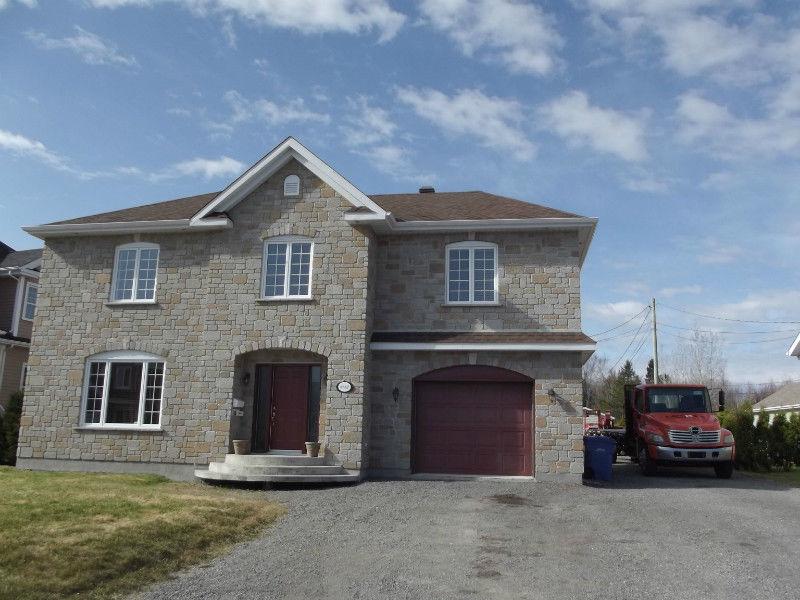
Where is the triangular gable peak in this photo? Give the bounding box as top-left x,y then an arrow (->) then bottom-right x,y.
191,137 -> 387,225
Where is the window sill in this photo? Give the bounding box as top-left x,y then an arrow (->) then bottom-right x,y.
74,426 -> 164,433
104,300 -> 159,307
442,301 -> 502,307
257,297 -> 315,303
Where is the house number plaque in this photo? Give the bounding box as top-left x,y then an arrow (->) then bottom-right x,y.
337,381 -> 353,393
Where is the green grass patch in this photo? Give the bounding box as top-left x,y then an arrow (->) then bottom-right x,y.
0,467 -> 285,599
754,468 -> 800,487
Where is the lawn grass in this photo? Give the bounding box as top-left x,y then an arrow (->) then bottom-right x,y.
0,467 -> 285,600
756,468 -> 800,487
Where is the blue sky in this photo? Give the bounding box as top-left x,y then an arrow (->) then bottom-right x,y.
1,0 -> 798,382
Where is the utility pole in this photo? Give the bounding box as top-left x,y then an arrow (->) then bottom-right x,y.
652,297 -> 660,383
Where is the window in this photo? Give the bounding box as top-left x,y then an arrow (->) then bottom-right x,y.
81,351 -> 165,428
262,237 -> 313,299
22,283 -> 37,321
111,243 -> 159,302
283,174 -> 300,197
445,242 -> 498,304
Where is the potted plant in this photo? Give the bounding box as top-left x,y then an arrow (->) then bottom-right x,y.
232,439 -> 251,455
305,441 -> 321,457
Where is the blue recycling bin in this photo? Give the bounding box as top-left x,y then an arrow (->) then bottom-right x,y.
584,435 -> 616,481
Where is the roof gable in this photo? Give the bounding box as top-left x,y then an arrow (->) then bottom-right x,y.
190,137 -> 387,223
753,382 -> 800,410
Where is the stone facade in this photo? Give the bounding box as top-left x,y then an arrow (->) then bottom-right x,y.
17,158 -> 590,481
18,159 -> 372,473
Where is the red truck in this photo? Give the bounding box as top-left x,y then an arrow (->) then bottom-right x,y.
623,384 -> 735,478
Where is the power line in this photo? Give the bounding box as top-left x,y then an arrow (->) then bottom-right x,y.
588,305 -> 649,337
660,302 -> 800,324
609,308 -> 651,371
595,324 -> 650,343
660,330 -> 796,345
659,322 -> 798,335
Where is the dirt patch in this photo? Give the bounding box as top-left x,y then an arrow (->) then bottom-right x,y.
488,493 -> 540,507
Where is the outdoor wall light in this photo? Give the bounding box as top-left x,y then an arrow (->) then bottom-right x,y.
242,372 -> 251,385
547,388 -> 557,398
392,387 -> 400,403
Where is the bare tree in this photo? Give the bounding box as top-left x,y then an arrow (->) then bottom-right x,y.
666,331 -> 727,391
582,353 -> 609,408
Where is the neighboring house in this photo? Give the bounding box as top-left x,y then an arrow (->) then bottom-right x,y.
17,137 -> 597,482
788,332 -> 800,360
0,241 -> 42,411
753,383 -> 800,424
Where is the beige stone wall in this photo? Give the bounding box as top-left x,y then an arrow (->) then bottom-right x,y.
368,351 -> 584,478
372,230 -> 581,332
18,159 -> 372,470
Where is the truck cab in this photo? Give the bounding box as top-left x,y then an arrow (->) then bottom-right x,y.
624,384 -> 735,478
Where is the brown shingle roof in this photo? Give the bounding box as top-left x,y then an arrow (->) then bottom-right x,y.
50,192 -> 220,225
369,191 -> 582,221
45,190 -> 583,226
371,331 -> 595,344
0,248 -> 42,269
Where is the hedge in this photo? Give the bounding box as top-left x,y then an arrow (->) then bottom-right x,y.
719,403 -> 800,471
2,391 -> 23,466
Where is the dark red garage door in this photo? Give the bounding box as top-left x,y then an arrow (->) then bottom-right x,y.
413,366 -> 533,476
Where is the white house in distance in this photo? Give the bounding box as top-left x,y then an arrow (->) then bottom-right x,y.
752,334 -> 800,423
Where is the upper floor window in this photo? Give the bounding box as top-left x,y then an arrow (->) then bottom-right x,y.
262,237 -> 313,299
111,243 -> 159,302
283,174 -> 300,197
81,351 -> 165,429
22,282 -> 38,321
445,241 -> 498,304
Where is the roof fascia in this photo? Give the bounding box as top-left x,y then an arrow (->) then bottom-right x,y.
191,137 -> 387,224
787,332 -> 800,357
370,342 -> 597,351
23,217 -> 232,240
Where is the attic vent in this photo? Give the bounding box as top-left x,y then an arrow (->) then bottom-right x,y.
283,174 -> 300,197
419,186 -> 435,194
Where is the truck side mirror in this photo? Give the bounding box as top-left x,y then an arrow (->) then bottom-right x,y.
718,390 -> 726,412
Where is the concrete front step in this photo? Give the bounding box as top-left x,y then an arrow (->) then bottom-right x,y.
223,453 -> 329,467
195,469 -> 360,483
208,462 -> 347,476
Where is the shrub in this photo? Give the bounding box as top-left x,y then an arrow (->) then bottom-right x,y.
768,413 -> 791,471
2,391 -> 23,466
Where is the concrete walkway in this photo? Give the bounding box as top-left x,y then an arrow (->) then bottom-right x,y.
139,461 -> 800,600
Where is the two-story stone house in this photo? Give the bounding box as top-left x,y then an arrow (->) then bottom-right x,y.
0,242 -> 41,410
17,138 -> 596,481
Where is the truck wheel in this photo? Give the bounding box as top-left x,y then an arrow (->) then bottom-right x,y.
638,445 -> 657,476
714,462 -> 734,479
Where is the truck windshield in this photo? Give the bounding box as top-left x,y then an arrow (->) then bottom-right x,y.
647,388 -> 711,413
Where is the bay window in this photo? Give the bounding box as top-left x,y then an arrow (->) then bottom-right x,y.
81,351 -> 165,429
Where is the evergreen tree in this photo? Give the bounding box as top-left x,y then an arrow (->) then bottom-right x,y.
607,360 -> 641,421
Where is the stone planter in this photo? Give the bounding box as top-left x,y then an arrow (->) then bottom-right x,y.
232,439 -> 251,455
305,441 -> 321,458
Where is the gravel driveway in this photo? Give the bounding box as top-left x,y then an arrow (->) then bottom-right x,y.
140,461 -> 800,600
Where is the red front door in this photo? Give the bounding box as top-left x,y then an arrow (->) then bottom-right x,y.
269,365 -> 310,451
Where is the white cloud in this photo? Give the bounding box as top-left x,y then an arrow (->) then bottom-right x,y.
340,96 -> 432,182
676,91 -> 800,161
587,300 -> 647,320
537,90 -> 648,162
152,156 -> 245,180
695,239 -> 744,265
25,26 -> 138,68
88,0 -> 406,42
0,129 -> 70,171
658,285 -> 703,298
419,0 -> 562,75
0,0 -> 37,9
397,87 -> 535,160
221,90 -> 330,127
582,1 -> 800,86
623,175 -> 668,193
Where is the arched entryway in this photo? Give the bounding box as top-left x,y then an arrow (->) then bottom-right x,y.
232,348 -> 326,453
412,365 -> 533,476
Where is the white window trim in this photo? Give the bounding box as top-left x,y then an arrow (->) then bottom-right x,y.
109,242 -> 160,304
21,281 -> 38,321
283,174 -> 301,197
261,236 -> 314,300
444,241 -> 499,305
79,350 -> 165,430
